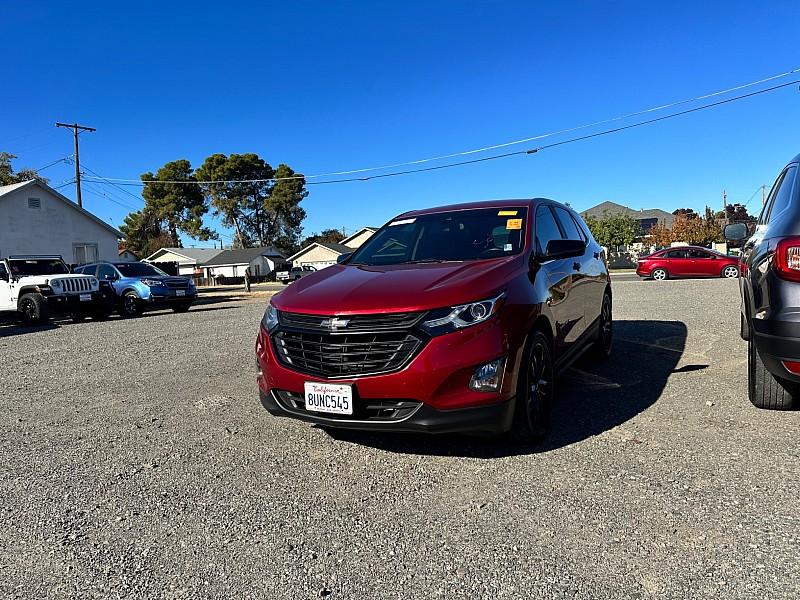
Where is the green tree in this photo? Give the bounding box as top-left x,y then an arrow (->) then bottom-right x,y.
195,153 -> 307,253
119,208 -> 170,257
140,160 -> 215,247
0,152 -> 46,185
584,211 -> 639,248
299,228 -> 346,250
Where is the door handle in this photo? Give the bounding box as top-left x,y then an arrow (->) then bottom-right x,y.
593,252 -> 600,259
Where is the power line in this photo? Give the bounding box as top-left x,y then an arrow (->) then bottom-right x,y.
82,67 -> 800,187
35,155 -> 73,172
81,164 -> 145,204
81,181 -> 141,211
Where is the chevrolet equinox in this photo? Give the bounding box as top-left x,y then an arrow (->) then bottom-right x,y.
256,199 -> 612,441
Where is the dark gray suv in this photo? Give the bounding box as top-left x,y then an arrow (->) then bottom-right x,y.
725,152 -> 800,410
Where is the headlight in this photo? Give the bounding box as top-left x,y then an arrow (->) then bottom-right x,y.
420,292 -> 505,336
90,277 -> 98,287
261,303 -> 279,332
51,280 -> 62,290
141,279 -> 163,287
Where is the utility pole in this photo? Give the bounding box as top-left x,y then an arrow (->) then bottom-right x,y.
762,184 -> 767,206
722,189 -> 727,213
55,122 -> 96,208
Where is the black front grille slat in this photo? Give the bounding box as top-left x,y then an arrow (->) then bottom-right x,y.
279,310 -> 423,332
274,328 -> 421,378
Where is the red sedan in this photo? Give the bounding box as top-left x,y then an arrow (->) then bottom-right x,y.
636,246 -> 740,280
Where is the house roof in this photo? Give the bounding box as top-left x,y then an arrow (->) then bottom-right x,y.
340,227 -> 378,246
582,201 -> 675,226
0,179 -> 123,238
144,247 -> 223,265
288,241 -> 353,263
118,248 -> 140,259
203,247 -> 286,267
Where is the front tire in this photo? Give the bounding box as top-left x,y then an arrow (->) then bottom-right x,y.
511,331 -> 554,443
652,268 -> 668,281
591,292 -> 613,360
748,337 -> 797,410
121,292 -> 142,317
722,265 -> 739,278
18,293 -> 48,325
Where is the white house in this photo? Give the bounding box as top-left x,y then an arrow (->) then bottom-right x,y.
0,179 -> 122,263
203,247 -> 287,279
144,247 -> 224,276
287,227 -> 378,270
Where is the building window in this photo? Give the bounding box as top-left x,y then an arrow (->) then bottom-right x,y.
28,197 -> 41,210
73,244 -> 98,265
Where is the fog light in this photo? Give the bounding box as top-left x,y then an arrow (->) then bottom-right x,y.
469,358 -> 505,392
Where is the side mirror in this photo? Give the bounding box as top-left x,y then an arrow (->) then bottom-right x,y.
724,223 -> 748,242
541,239 -> 586,261
336,252 -> 352,264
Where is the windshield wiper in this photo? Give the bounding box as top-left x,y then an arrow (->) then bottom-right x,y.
399,258 -> 460,264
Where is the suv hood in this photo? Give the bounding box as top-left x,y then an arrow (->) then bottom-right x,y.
271,256 -> 525,315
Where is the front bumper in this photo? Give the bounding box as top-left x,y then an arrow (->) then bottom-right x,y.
255,317 -> 525,434
259,388 -> 515,434
44,291 -> 105,314
144,290 -> 197,304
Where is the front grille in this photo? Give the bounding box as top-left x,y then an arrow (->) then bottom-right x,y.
273,390 -> 422,421
56,277 -> 94,293
273,330 -> 422,378
163,278 -> 189,289
279,310 -> 423,332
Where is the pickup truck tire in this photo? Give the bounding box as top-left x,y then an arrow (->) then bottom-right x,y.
121,291 -> 143,317
748,337 -> 797,410
18,293 -> 48,325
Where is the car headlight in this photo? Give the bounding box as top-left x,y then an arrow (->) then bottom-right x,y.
261,303 -> 279,332
420,292 -> 505,336
141,279 -> 163,287
51,280 -> 62,290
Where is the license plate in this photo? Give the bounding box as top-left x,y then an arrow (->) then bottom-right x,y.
176,290 -> 186,297
79,294 -> 91,302
303,382 -> 353,415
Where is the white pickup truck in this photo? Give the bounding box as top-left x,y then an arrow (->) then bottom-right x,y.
276,265 -> 316,284
0,255 -> 106,324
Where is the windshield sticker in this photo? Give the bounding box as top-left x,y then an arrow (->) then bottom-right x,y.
389,218 -> 416,226
498,210 -> 518,216
504,243 -> 513,251
506,218 -> 523,230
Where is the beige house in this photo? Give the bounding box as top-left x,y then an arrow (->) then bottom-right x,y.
144,247 -> 223,276
288,227 -> 378,270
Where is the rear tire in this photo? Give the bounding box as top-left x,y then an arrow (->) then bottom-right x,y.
652,268 -> 668,281
511,331 -> 554,443
722,265 -> 739,278
18,293 -> 48,325
172,301 -> 192,313
748,337 -> 797,410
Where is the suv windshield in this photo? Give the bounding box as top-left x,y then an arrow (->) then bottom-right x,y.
116,263 -> 167,277
8,259 -> 69,277
350,207 -> 528,266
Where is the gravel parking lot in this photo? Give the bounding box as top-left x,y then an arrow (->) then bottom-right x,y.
1,278 -> 798,599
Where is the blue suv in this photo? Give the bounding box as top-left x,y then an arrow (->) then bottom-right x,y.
75,261 -> 197,317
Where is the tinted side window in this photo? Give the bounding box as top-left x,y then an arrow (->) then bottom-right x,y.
97,264 -> 116,280
666,249 -> 688,258
767,165 -> 797,223
688,249 -> 711,258
552,207 -> 584,242
535,205 -> 564,255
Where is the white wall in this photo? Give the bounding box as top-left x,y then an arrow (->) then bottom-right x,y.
0,184 -> 119,262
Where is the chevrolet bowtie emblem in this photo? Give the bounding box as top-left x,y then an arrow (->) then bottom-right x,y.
320,317 -> 350,330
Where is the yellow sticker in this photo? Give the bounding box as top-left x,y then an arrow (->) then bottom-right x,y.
498,210 -> 518,216
506,218 -> 523,230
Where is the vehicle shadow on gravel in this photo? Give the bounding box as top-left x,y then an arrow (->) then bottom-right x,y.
324,319 -> 688,458
0,321 -> 60,337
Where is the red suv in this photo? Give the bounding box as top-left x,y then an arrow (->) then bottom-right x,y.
636,246 -> 740,281
256,199 -> 612,441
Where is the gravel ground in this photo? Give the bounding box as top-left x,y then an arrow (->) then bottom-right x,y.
0,278 -> 798,599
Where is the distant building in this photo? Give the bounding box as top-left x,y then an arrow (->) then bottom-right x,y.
288,226 -> 378,270
0,179 -> 122,263
202,247 -> 287,279
581,201 -> 675,233
118,248 -> 140,262
144,247 -> 224,276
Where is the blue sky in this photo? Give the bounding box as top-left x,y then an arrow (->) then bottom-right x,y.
4,1 -> 800,247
